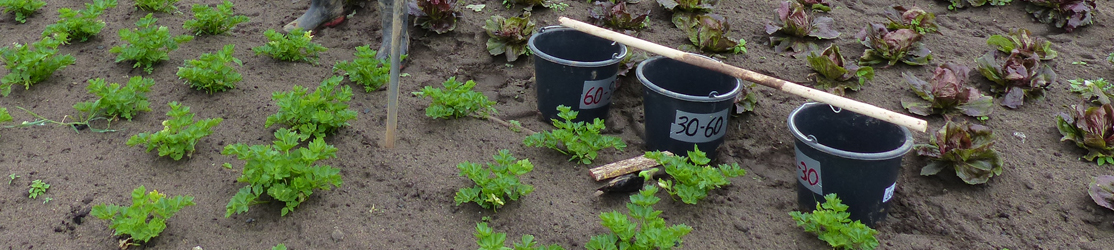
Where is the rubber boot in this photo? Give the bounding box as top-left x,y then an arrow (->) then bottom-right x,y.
283,0 -> 346,32
377,0 -> 409,64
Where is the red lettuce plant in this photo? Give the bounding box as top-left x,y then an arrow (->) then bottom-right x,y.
1056,104 -> 1114,165
503,0 -> 568,11
805,44 -> 874,95
1068,78 -> 1112,104
945,0 -> 1012,10
975,51 -> 1055,109
484,13 -> 535,62
733,83 -> 757,114
915,119 -> 1003,185
885,5 -> 937,34
589,2 -> 650,32
901,63 -> 993,117
676,14 -> 746,54
987,28 -> 1057,61
1089,175 -> 1114,211
765,1 -> 839,53
856,24 -> 932,66
796,0 -> 832,12
1022,0 -> 1095,32
408,0 -> 460,34
657,0 -> 716,13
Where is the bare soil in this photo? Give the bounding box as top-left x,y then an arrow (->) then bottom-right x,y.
2,0 -> 1114,249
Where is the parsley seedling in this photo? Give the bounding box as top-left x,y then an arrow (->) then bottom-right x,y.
333,45 -> 401,92
127,102 -> 222,160
0,0 -> 45,23
41,0 -> 117,42
272,244 -> 288,250
73,76 -> 154,121
177,44 -> 242,94
28,179 -> 49,199
454,149 -> 535,211
110,13 -> 194,74
7,173 -> 17,184
524,105 -> 626,164
646,146 -> 746,204
223,128 -> 343,217
412,77 -> 497,119
586,185 -> 692,250
790,193 -> 879,250
133,0 -> 179,12
183,0 -> 249,36
252,28 -> 328,64
265,76 -> 357,139
475,222 -> 565,250
92,186 -> 195,244
0,34 -> 75,96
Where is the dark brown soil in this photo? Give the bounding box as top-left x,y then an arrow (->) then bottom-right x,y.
2,0 -> 1114,249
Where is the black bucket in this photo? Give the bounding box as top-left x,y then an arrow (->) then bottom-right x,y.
528,26 -> 627,122
636,56 -> 741,159
787,102 -> 913,227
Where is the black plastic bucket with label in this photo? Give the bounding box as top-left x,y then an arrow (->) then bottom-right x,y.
636,56 -> 741,160
528,26 -> 627,122
788,102 -> 913,227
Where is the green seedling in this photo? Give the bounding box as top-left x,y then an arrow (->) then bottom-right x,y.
265,76 -> 357,139
524,105 -> 626,164
475,222 -> 565,250
183,0 -> 249,36
0,0 -> 45,23
252,28 -> 328,64
7,173 -> 18,184
110,13 -> 194,74
28,179 -> 48,199
412,77 -> 497,119
790,193 -> 879,250
177,44 -> 242,94
454,149 -> 535,211
133,0 -> 179,12
646,146 -> 746,204
272,244 -> 287,250
127,102 -> 223,160
41,0 -> 117,42
333,45 -> 401,92
73,76 -> 154,121
0,34 -> 75,96
92,186 -> 195,244
223,128 -> 343,217
586,185 -> 692,250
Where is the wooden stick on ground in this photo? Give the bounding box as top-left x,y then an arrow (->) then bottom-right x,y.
557,17 -> 928,133
589,151 -> 673,181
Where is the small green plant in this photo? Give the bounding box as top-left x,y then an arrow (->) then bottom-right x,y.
223,128 -> 343,217
454,149 -> 535,211
475,222 -> 565,250
252,28 -> 328,64
176,44 -> 242,94
73,76 -> 155,121
646,146 -> 746,204
789,193 -> 879,250
42,197 -> 52,204
0,0 -> 45,23
111,13 -> 195,74
333,45 -> 397,92
412,77 -> 497,119
272,244 -> 288,250
41,0 -> 118,42
0,34 -> 75,96
586,185 -> 692,250
133,0 -> 179,12
91,186 -> 195,244
265,76 -> 357,138
127,102 -> 223,160
986,28 -> 1057,61
7,173 -> 17,184
676,14 -> 747,54
183,0 -> 249,36
524,105 -> 626,164
806,44 -> 874,95
28,179 -> 49,199
1068,78 -> 1112,104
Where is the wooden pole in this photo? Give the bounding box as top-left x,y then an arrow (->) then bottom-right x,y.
384,1 -> 405,148
557,17 -> 928,133
588,152 -> 673,181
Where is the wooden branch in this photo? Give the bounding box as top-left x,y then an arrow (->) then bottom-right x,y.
589,151 -> 673,181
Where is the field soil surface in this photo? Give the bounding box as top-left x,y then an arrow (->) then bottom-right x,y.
2,0 -> 1114,249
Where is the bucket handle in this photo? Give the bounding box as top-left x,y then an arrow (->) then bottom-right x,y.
804,134 -> 818,143
539,25 -> 562,33
708,91 -> 719,98
829,104 -> 842,113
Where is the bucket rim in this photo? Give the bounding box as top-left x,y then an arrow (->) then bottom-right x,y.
636,56 -> 742,103
528,26 -> 628,67
787,102 -> 914,161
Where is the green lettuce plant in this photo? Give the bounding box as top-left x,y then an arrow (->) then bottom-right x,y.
806,44 -> 874,95
484,13 -> 535,62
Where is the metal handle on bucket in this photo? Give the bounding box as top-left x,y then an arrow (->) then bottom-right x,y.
539,25 -> 562,33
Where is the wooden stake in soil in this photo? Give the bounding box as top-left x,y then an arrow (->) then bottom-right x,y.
384,0 -> 406,148
589,151 -> 673,181
557,17 -> 929,133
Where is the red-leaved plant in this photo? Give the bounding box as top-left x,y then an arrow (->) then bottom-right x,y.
1089,175 -> 1114,211
765,1 -> 839,53
901,63 -> 993,117
408,0 -> 460,34
1022,0 -> 1096,32
856,23 -> 931,66
1056,104 -> 1114,165
589,2 -> 650,32
975,51 -> 1055,109
884,5 -> 937,34
915,119 -> 1003,185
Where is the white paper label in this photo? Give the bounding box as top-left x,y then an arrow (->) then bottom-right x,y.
795,148 -> 822,195
668,109 -> 730,143
883,182 -> 896,203
579,76 -> 617,109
